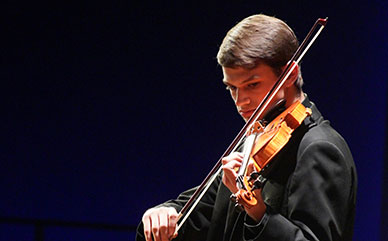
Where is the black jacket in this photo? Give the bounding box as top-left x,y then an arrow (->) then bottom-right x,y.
136,98 -> 357,241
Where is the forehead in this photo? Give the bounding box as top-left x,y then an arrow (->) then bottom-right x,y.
222,67 -> 254,82
222,64 -> 277,84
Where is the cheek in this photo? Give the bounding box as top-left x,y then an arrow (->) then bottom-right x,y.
249,90 -> 263,103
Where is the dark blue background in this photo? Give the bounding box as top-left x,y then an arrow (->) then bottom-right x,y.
1,1 -> 387,240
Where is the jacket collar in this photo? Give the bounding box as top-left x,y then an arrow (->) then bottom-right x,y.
302,94 -> 324,127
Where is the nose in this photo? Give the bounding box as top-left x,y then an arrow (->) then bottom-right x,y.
234,88 -> 250,107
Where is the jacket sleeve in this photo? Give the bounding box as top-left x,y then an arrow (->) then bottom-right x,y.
136,174 -> 222,241
243,140 -> 356,241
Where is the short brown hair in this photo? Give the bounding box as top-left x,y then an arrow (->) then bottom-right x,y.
217,14 -> 303,88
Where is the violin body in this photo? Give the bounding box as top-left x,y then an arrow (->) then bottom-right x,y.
234,101 -> 312,209
251,101 -> 312,172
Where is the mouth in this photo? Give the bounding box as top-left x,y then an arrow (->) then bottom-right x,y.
239,109 -> 255,119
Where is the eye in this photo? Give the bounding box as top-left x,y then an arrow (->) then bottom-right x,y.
225,85 -> 236,91
247,82 -> 259,89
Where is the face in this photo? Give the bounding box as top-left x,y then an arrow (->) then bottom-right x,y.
222,64 -> 287,122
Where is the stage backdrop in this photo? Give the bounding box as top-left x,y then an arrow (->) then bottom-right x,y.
1,1 -> 387,241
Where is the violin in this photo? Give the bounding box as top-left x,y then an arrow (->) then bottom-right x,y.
231,100 -> 312,210
174,17 -> 328,232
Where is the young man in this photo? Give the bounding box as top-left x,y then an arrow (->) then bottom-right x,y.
136,14 -> 357,241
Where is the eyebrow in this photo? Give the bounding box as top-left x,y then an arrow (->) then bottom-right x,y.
223,74 -> 260,85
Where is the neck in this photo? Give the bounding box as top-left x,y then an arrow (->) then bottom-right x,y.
285,87 -> 305,107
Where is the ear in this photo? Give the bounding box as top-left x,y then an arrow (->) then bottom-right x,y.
283,61 -> 299,87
